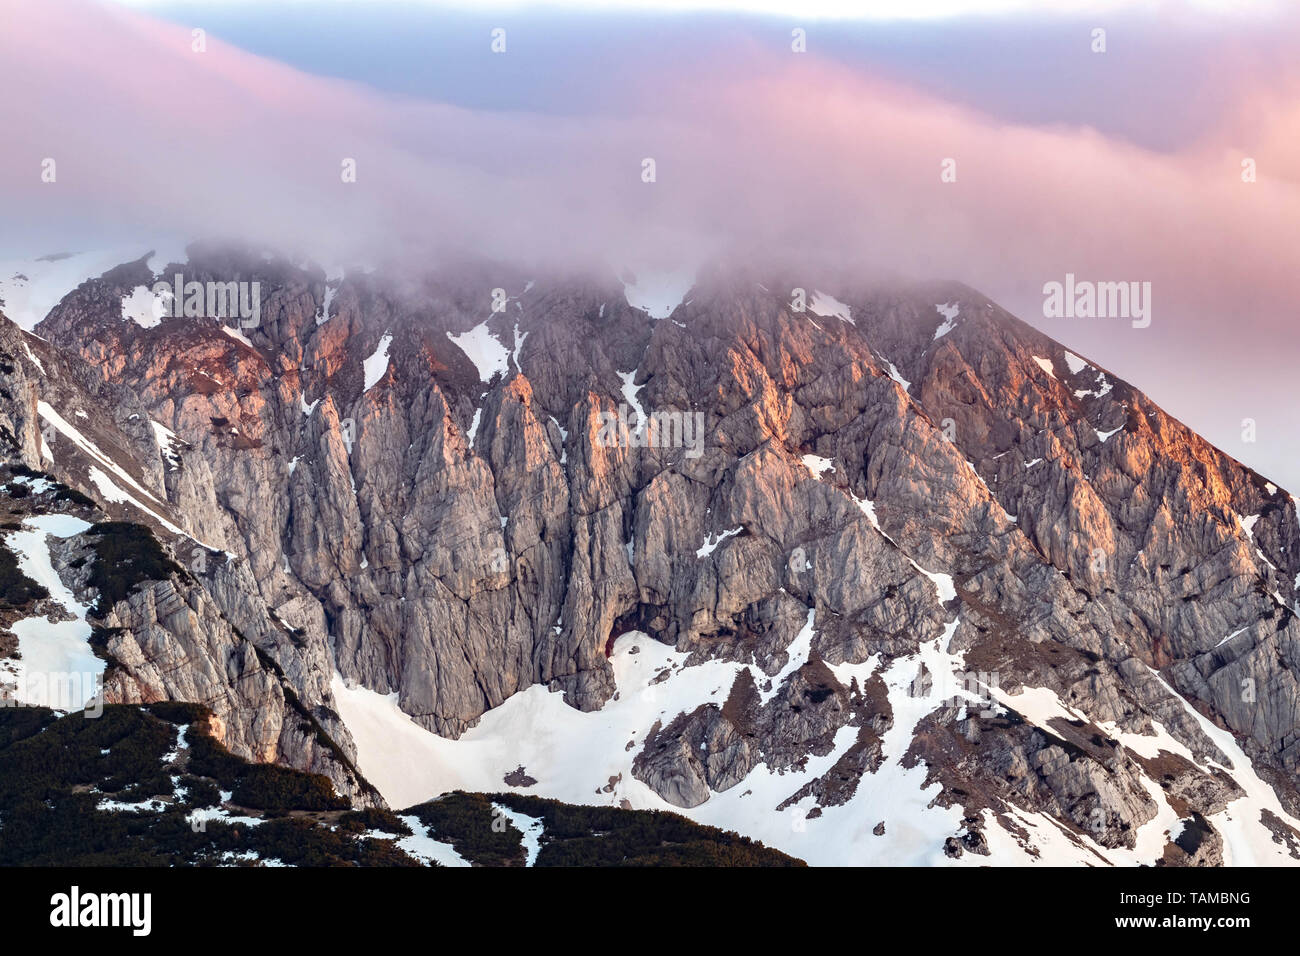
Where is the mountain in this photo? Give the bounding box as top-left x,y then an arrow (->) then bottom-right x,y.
2,239 -> 1299,866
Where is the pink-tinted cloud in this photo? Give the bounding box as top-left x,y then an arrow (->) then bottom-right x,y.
3,0 -> 1300,484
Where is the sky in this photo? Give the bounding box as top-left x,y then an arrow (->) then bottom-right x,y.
1,0 -> 1299,488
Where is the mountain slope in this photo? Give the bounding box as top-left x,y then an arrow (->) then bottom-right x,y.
6,241 -> 1300,866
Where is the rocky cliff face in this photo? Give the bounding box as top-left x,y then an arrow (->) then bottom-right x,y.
5,241 -> 1300,864
0,288 -> 377,805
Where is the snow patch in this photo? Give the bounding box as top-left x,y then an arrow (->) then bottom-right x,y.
1215,626 -> 1249,649
363,332 -> 393,392
696,527 -> 743,559
617,370 -> 645,433
121,284 -> 167,328
510,323 -> 529,373
21,340 -> 45,375
492,803 -> 545,866
448,322 -> 509,383
759,609 -> 815,705
38,401 -> 162,505
909,561 -> 956,604
1062,350 -> 1089,375
2,514 -> 102,711
396,815 -> 470,867
86,466 -> 185,536
802,455 -> 835,479
621,266 -> 694,320
465,408 -> 483,448
809,290 -> 853,324
316,283 -> 337,325
933,302 -> 959,339
1074,373 -> 1113,400
150,420 -> 181,470
219,324 -> 254,349
882,359 -> 911,391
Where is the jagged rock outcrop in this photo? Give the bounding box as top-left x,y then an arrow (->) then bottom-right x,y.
0,307 -> 376,805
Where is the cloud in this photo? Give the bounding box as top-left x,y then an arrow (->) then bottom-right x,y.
5,2 -> 1297,287
4,0 -> 1300,484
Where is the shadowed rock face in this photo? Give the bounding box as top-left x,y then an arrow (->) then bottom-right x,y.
6,242 -> 1300,858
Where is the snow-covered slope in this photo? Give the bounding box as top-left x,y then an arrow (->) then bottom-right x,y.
0,245 -> 184,330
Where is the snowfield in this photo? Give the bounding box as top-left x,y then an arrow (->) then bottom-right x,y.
0,243 -> 187,330
331,627 -> 967,866
329,613 -> 1294,867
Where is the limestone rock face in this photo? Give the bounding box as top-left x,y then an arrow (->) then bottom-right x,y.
633,705 -> 756,809
4,243 -> 1300,860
